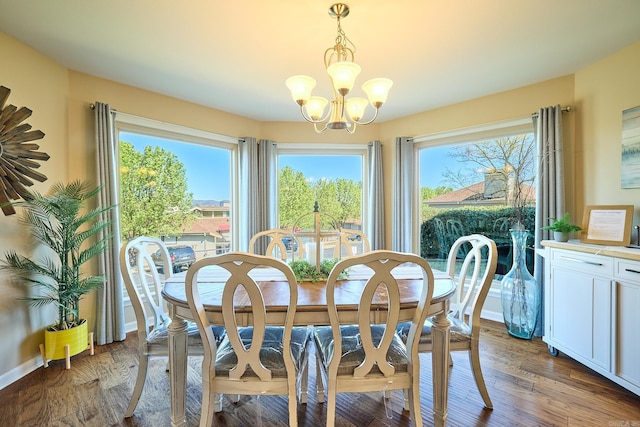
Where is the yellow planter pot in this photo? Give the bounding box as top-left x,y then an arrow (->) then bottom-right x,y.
44,319 -> 88,361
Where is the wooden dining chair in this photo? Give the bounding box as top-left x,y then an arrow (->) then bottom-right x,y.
248,228 -> 302,261
119,236 -> 225,418
331,228 -> 371,258
185,252 -> 311,427
313,250 -> 434,427
397,234 -> 498,409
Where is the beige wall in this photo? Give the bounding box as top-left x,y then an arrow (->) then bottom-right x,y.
1,30 -> 639,386
575,41 -> 640,226
0,32 -> 69,377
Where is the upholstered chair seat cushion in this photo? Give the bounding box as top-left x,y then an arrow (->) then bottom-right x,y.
147,322 -> 225,347
313,324 -> 409,376
215,326 -> 311,377
396,317 -> 472,345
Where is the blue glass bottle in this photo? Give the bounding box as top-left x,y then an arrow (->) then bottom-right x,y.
500,229 -> 540,339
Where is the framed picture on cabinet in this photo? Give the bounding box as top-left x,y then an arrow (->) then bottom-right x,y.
580,205 -> 634,246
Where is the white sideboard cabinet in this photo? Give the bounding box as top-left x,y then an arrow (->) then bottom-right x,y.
540,240 -> 640,396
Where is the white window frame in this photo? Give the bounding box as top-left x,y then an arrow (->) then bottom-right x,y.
413,116 -> 534,245
114,112 -> 240,250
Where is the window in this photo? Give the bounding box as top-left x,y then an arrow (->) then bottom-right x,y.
114,114 -> 237,259
276,143 -> 368,255
415,118 -> 535,276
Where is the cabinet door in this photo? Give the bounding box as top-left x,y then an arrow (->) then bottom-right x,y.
615,279 -> 640,388
548,265 -> 611,369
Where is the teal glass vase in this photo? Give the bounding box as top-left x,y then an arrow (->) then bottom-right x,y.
500,229 -> 540,339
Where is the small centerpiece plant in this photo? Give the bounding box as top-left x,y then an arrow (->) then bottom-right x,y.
289,258 -> 348,282
542,212 -> 582,242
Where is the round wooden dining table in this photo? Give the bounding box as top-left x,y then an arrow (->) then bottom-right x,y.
162,267 -> 456,427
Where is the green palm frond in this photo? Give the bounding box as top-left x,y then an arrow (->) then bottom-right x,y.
0,180 -> 114,330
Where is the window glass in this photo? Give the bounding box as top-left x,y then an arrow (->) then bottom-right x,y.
277,149 -> 366,260
118,131 -> 234,258
278,154 -> 363,228
418,132 -> 535,277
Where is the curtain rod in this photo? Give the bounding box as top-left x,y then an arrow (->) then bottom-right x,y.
89,103 -> 119,113
531,105 -> 572,119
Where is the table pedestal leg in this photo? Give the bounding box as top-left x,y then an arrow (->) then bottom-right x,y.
431,309 -> 451,427
168,310 -> 189,427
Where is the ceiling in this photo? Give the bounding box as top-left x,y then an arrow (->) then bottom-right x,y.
1,0 -> 640,123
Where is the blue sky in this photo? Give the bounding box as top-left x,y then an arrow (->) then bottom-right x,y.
278,155 -> 362,183
121,132 -> 231,200
120,132 -> 460,200
420,145 -> 461,189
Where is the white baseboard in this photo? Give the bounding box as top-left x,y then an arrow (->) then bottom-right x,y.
480,309 -> 504,323
0,355 -> 43,391
0,321 -> 139,392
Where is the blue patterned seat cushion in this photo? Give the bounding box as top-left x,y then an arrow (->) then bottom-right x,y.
214,326 -> 311,378
147,322 -> 225,347
396,317 -> 471,345
313,324 -> 409,376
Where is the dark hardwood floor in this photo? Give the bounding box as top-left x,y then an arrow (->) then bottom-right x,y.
1,320 -> 639,426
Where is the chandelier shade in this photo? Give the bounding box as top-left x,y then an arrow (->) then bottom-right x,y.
326,61 -> 361,95
285,75 -> 317,106
285,3 -> 392,134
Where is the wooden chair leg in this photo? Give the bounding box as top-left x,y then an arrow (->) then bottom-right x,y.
201,380 -> 216,426
326,380 -> 337,427
408,384 -> 423,427
315,356 -> 325,403
213,393 -> 223,413
124,354 -> 150,418
64,345 -> 71,369
88,332 -> 94,355
300,355 -> 309,403
469,344 -> 493,409
39,344 -> 48,368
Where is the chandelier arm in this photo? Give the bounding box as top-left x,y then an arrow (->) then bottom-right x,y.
351,106 -> 380,126
345,122 -> 356,134
313,122 -> 329,133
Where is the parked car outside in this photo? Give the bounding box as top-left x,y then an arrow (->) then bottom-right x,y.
281,236 -> 298,252
152,245 -> 196,273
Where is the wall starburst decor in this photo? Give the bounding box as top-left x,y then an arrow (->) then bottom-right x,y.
0,85 -> 49,216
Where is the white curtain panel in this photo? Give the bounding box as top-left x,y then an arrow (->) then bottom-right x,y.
255,139 -> 278,254
238,137 -> 259,252
533,105 -> 565,335
392,136 -> 415,252
94,102 -> 126,344
367,140 -> 385,250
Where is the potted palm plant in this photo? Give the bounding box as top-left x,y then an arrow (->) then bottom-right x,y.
542,212 -> 582,242
1,180 -> 113,368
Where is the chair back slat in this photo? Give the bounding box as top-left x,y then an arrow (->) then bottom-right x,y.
325,250 -> 434,379
120,236 -> 172,339
446,234 -> 498,331
220,260 -> 270,380
248,228 -> 302,261
185,252 -> 298,382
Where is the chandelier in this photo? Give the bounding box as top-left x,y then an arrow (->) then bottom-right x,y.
285,3 -> 393,134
